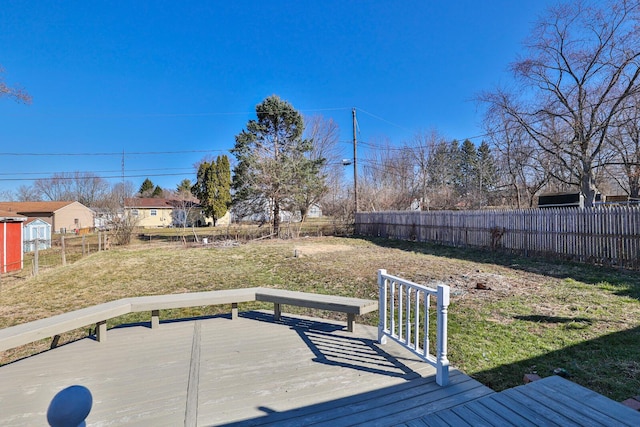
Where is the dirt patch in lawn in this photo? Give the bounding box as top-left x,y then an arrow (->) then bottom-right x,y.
291,243 -> 355,256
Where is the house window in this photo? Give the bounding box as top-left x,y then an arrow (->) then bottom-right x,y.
150,209 -> 157,216
131,209 -> 139,216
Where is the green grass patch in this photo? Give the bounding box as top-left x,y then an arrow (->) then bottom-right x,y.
1,236 -> 639,401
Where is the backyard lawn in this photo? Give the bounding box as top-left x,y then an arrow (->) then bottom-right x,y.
1,236 -> 638,401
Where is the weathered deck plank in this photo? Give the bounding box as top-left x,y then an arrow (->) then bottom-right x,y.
3,311 -> 636,427
412,375 -> 640,427
1,311 -> 486,426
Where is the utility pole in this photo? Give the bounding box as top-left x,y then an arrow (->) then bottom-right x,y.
352,108 -> 358,213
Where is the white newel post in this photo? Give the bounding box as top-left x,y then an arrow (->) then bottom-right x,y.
436,283 -> 450,386
378,269 -> 387,344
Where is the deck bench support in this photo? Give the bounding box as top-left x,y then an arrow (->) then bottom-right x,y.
96,321 -> 107,342
255,289 -> 378,332
151,310 -> 160,329
347,313 -> 355,332
231,303 -> 238,320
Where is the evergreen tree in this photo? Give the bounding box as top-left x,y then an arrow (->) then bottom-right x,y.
231,95 -> 323,234
151,185 -> 163,198
139,178 -> 154,197
191,155 -> 231,226
456,139 -> 478,200
475,141 -> 498,206
176,179 -> 192,194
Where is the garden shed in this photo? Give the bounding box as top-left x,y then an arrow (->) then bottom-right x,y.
0,210 -> 27,273
23,218 -> 52,252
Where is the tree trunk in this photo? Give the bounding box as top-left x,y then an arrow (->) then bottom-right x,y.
581,162 -> 598,207
272,201 -> 280,236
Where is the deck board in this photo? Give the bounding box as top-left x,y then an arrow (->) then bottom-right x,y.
2,310 -> 637,426
0,311 -> 491,426
411,375 -> 640,427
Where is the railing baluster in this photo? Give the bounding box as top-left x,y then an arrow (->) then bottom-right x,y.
424,294 -> 430,359
405,287 -> 411,346
414,289 -> 420,351
390,279 -> 396,336
398,283 -> 403,340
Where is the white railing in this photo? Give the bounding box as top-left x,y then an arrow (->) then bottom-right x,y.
377,269 -> 450,386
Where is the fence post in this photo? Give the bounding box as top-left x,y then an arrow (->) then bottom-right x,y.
82,235 -> 86,256
34,239 -> 39,276
61,235 -> 67,266
436,284 -> 450,386
378,269 -> 388,344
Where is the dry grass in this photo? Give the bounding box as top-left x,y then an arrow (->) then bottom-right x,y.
1,236 -> 639,401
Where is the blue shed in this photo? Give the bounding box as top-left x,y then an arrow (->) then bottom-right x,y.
23,218 -> 52,252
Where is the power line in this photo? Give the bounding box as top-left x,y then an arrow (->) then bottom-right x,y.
0,167 -> 195,177
0,149 -> 226,157
0,172 -> 194,182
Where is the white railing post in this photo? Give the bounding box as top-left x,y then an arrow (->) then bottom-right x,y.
436,284 -> 450,386
47,385 -> 92,427
378,269 -> 387,344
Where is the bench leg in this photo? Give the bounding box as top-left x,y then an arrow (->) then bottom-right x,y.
231,302 -> 238,320
96,321 -> 107,342
274,303 -> 281,321
347,313 -> 355,332
151,310 -> 160,329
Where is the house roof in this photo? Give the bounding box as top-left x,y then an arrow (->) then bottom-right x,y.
0,210 -> 27,222
24,217 -> 51,226
0,201 -> 79,214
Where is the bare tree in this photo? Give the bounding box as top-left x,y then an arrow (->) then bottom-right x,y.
404,130 -> 447,210
33,172 -> 110,206
0,66 -> 31,104
360,140 -> 415,211
14,185 -> 40,201
304,115 -> 341,218
103,181 -> 139,245
606,95 -> 640,198
485,108 -> 550,207
481,0 -> 640,206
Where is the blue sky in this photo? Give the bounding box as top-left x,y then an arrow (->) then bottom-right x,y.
0,1 -> 557,194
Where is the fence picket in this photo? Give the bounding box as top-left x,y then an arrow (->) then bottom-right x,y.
356,207 -> 640,270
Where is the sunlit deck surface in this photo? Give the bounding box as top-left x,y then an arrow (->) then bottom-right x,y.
2,311 -> 639,426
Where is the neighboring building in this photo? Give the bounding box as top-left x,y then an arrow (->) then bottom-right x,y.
23,218 -> 52,252
0,201 -> 95,233
0,210 -> 26,273
124,198 -> 175,228
307,203 -> 322,218
125,198 -> 231,228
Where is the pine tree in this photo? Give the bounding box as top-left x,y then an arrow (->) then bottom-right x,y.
191,155 -> 231,226
231,95 -> 323,234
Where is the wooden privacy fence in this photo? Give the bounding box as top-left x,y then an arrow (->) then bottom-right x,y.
355,206 -> 640,269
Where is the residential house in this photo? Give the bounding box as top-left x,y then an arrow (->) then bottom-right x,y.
124,198 -> 175,228
0,201 -> 94,234
125,198 -> 231,228
0,210 -> 26,273
23,218 -> 52,252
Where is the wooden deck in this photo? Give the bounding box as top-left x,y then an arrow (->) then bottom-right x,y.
1,311 -> 638,426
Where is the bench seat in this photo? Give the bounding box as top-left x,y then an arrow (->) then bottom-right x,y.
255,288 -> 378,331
0,287 -> 378,353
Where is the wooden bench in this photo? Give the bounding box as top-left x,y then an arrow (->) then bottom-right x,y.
255,288 -> 378,332
0,287 -> 378,353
